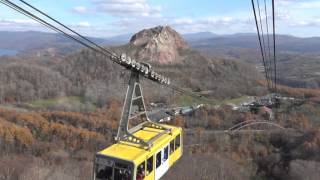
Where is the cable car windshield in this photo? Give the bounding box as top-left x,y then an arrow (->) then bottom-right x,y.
95,156 -> 133,180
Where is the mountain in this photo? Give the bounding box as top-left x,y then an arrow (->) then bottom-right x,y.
0,31 -> 104,51
0,31 -> 124,57
0,26 -> 265,104
129,26 -> 188,64
2,30 -> 320,58
55,26 -> 263,104
189,33 -> 320,54
1,30 -> 320,180
3,31 -> 320,55
189,33 -> 320,88
2,30 -> 320,88
182,32 -> 218,42
106,33 -> 133,44
188,33 -> 320,68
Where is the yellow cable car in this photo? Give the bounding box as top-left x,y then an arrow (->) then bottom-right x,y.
94,71 -> 183,180
94,124 -> 182,180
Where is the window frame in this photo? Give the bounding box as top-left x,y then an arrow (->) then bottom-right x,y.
146,156 -> 153,175
95,163 -> 113,180
94,155 -> 134,180
170,140 -> 175,155
164,146 -> 169,161
156,151 -> 162,168
175,134 -> 181,150
114,162 -> 132,180
136,161 -> 145,180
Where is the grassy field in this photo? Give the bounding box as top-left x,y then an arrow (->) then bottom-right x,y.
176,94 -> 218,106
29,96 -> 82,108
221,96 -> 254,105
0,104 -> 29,112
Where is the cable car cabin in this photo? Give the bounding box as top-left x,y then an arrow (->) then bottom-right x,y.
94,124 -> 182,180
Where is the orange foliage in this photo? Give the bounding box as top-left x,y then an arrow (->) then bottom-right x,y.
35,100 -> 122,134
0,117 -> 34,147
0,108 -> 107,151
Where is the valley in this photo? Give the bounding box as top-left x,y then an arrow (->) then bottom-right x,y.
0,26 -> 319,180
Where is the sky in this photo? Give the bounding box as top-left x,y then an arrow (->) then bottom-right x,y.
0,0 -> 320,38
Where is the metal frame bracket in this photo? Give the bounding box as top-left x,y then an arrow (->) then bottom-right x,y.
116,71 -> 172,149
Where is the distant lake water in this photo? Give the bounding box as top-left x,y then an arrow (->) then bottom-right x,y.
0,48 -> 18,56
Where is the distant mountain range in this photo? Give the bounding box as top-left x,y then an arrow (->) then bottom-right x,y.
0,26 -> 263,104
0,31 -> 110,54
182,32 -> 219,42
188,33 -> 320,54
2,30 -> 320,56
185,33 -> 320,88
1,30 -> 320,88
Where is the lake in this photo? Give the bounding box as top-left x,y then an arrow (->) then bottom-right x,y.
0,48 -> 18,56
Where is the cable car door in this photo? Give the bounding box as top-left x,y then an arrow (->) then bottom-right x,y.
154,145 -> 169,180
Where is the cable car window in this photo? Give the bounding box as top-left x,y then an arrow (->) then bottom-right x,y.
156,151 -> 162,168
114,162 -> 131,180
136,161 -> 145,180
175,134 -> 181,149
164,146 -> 169,161
146,156 -> 153,174
96,164 -> 113,180
170,140 -> 174,154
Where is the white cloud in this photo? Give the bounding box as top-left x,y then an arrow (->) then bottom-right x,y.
200,16 -> 235,26
2,0 -> 320,37
275,10 -> 291,21
0,18 -> 38,27
172,18 -> 194,25
0,18 -> 94,35
77,21 -> 91,27
298,1 -> 320,8
91,0 -> 162,17
108,15 -> 248,36
289,19 -> 320,27
277,0 -> 320,9
275,0 -> 320,29
72,6 -> 88,14
1,18 -> 37,25
0,18 -> 47,32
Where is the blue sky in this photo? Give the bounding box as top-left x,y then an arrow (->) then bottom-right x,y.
0,0 -> 320,37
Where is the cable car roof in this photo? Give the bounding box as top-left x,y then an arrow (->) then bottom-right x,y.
97,124 -> 181,164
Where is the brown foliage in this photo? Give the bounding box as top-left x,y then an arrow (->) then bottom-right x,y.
0,117 -> 34,147
170,116 -> 185,127
258,80 -> 320,99
286,113 -> 311,131
0,108 -> 108,152
163,154 -> 251,180
303,128 -> 320,150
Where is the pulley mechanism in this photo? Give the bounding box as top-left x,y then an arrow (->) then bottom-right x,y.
111,53 -> 171,85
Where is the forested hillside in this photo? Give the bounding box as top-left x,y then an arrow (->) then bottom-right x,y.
0,26 -> 265,107
0,63 -> 71,103
2,30 -> 320,89
189,34 -> 320,89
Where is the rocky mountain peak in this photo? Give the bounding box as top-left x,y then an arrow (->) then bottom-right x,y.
129,26 -> 188,64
